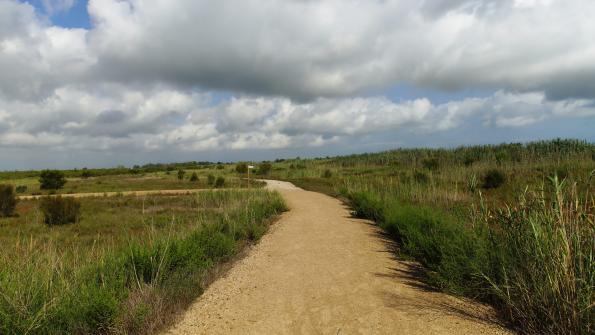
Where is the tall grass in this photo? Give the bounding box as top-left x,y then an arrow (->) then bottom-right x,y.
0,190 -> 286,334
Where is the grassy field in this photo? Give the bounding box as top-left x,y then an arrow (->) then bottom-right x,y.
269,139 -> 594,335
0,189 -> 286,334
0,166 -> 259,196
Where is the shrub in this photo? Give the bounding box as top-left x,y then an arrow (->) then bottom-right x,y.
81,168 -> 92,179
177,170 -> 185,180
257,163 -> 272,175
413,171 -> 429,184
39,196 -> 81,225
422,158 -> 439,171
39,170 -> 67,190
214,177 -> 225,188
482,169 -> 506,189
207,174 -> 215,186
189,172 -> 199,182
322,169 -> 332,178
0,184 -> 17,217
235,163 -> 248,174
15,185 -> 27,193
216,164 -> 225,170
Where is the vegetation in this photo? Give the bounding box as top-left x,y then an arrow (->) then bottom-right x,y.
0,190 -> 286,334
39,170 -> 67,190
39,196 -> 82,225
207,174 -> 216,186
177,169 -> 186,180
0,184 -> 17,217
257,163 -> 272,175
215,176 -> 225,188
269,139 -> 594,335
189,172 -> 199,182
235,163 -> 248,174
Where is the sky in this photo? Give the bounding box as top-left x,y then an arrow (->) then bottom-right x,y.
1,0 -> 594,170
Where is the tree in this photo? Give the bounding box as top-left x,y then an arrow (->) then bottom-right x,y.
0,184 -> 17,217
189,172 -> 199,182
235,163 -> 248,174
39,170 -> 67,190
177,169 -> 186,180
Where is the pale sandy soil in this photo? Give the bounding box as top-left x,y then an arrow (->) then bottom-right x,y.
166,180 -> 513,335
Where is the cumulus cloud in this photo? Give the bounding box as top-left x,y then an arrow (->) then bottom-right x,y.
0,0 -> 594,168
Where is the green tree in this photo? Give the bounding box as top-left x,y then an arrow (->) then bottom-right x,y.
189,172 -> 199,182
177,169 -> 186,180
39,170 -> 67,190
257,163 -> 272,175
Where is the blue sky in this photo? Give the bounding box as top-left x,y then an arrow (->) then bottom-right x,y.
1,0 -> 594,170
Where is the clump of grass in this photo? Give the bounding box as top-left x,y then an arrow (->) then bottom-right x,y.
485,177 -> 594,334
215,177 -> 225,188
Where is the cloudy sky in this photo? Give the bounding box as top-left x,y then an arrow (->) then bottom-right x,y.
1,0 -> 594,170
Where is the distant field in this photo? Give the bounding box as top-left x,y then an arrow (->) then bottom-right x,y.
0,190 -> 286,334
0,166 -> 261,196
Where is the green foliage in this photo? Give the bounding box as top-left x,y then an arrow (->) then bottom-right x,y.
422,158 -> 439,171
214,177 -> 225,188
235,163 -> 248,174
81,168 -> 92,179
322,169 -> 332,178
482,169 -> 506,189
0,184 -> 17,217
39,197 -> 81,226
207,174 -> 216,186
39,170 -> 67,190
189,172 -> 199,182
413,171 -> 429,184
177,169 -> 185,180
15,185 -> 27,194
216,164 -> 225,170
257,163 -> 272,175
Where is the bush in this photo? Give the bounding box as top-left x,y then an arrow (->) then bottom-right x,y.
322,169 -> 332,178
15,185 -> 27,194
39,170 -> 67,190
422,158 -> 439,171
189,172 -> 199,182
81,168 -> 92,179
257,163 -> 272,175
235,163 -> 248,174
413,171 -> 429,184
214,177 -> 225,188
177,170 -> 185,180
207,174 -> 215,186
216,164 -> 225,170
482,169 -> 506,189
39,196 -> 81,225
0,184 -> 17,217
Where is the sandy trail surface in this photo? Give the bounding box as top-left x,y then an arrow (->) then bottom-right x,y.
167,180 -> 512,335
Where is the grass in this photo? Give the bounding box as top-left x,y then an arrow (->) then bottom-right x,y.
271,139 -> 594,334
1,169 -> 262,196
0,189 -> 286,334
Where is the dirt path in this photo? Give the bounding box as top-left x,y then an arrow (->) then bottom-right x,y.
17,188 -> 224,200
167,180 -> 512,335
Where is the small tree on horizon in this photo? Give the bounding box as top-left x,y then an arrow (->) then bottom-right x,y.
39,170 -> 67,190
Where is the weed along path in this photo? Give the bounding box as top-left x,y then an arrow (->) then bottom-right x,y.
167,180 -> 512,335
17,188 -> 226,200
